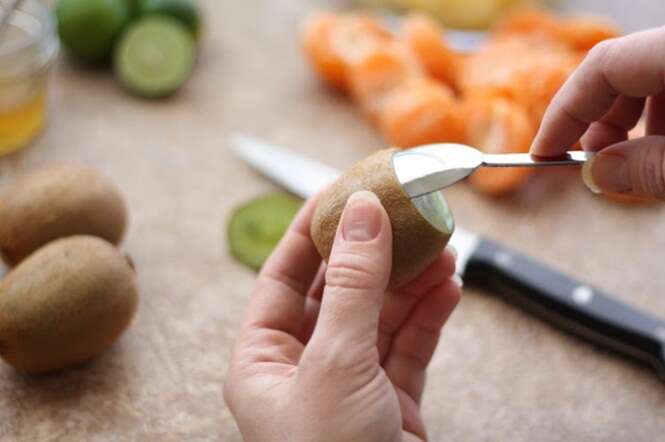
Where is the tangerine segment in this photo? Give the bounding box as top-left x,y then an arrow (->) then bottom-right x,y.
464,97 -> 536,195
493,7 -> 559,39
330,13 -> 393,63
460,37 -> 579,126
401,13 -> 459,89
493,8 -> 618,52
555,16 -> 619,51
301,12 -> 346,90
348,43 -> 421,124
511,52 -> 579,125
459,37 -> 536,99
379,77 -> 464,148
301,12 -> 391,91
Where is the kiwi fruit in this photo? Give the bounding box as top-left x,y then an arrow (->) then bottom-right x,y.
0,236 -> 138,374
0,165 -> 128,265
311,148 -> 454,289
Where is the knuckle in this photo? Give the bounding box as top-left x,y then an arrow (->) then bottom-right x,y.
302,337 -> 377,376
394,347 -> 430,372
588,39 -> 613,62
638,141 -> 665,199
325,253 -> 382,290
587,39 -> 616,83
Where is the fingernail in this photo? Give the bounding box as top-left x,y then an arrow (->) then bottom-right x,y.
452,274 -> 464,288
341,191 -> 382,242
581,153 -> 601,194
582,153 -> 631,194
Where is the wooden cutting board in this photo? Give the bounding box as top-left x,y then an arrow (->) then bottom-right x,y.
1,0 -> 664,440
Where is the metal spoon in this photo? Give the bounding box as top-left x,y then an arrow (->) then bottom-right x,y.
392,143 -> 590,199
0,0 -> 24,42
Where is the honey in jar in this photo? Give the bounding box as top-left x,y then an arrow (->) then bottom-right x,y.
0,0 -> 58,156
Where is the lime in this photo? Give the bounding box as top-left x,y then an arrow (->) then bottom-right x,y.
56,0 -> 129,63
139,0 -> 201,38
227,193 -> 303,271
124,0 -> 141,17
114,16 -> 196,98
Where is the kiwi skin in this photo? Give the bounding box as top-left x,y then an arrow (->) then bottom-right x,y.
311,149 -> 451,289
0,165 -> 128,266
0,236 -> 138,374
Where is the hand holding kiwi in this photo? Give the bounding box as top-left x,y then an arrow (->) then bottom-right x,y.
311,149 -> 454,289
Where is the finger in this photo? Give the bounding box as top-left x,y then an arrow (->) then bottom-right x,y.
297,263 -> 327,343
402,430 -> 426,442
298,297 -> 322,345
399,248 -> 457,297
384,279 -> 461,404
243,195 -> 321,336
646,92 -> 665,136
581,96 -> 645,150
303,191 -> 392,369
306,262 -> 327,301
532,28 -> 665,157
377,250 -> 456,362
582,135 -> 665,199
397,389 -> 427,441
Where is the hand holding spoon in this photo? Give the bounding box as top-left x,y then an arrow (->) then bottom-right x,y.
393,143 -> 590,199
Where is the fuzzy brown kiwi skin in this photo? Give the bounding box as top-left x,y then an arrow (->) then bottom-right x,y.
311,149 -> 451,289
0,165 -> 128,266
0,236 -> 138,374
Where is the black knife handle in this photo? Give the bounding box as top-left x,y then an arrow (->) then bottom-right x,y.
464,238 -> 665,380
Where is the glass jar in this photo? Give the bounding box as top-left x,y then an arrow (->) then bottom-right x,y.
0,0 -> 59,156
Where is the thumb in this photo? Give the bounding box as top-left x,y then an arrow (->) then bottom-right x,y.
304,190 -> 392,368
582,136 -> 665,200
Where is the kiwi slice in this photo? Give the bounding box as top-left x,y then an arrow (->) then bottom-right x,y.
228,193 -> 302,271
114,16 -> 196,98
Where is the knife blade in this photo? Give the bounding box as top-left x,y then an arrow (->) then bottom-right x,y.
228,134 -> 665,380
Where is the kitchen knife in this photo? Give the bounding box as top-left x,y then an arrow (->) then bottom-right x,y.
228,134 -> 665,380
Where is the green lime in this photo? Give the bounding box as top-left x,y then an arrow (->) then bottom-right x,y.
227,193 -> 303,271
123,0 -> 141,17
114,16 -> 196,98
139,0 -> 201,38
56,0 -> 129,63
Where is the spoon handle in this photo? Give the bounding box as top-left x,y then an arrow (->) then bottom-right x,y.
482,151 -> 590,168
0,0 -> 24,41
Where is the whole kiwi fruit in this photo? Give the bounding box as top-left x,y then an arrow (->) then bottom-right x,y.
311,148 -> 454,289
0,165 -> 128,265
0,236 -> 138,374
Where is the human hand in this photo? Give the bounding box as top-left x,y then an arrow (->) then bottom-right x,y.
224,191 -> 461,442
530,27 -> 665,199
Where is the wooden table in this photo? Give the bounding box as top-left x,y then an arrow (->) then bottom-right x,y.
1,1 -> 664,440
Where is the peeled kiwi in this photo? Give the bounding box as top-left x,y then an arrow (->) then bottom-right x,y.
0,165 -> 128,265
0,236 -> 138,374
311,148 -> 454,289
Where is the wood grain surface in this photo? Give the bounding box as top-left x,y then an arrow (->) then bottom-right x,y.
0,0 -> 664,440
